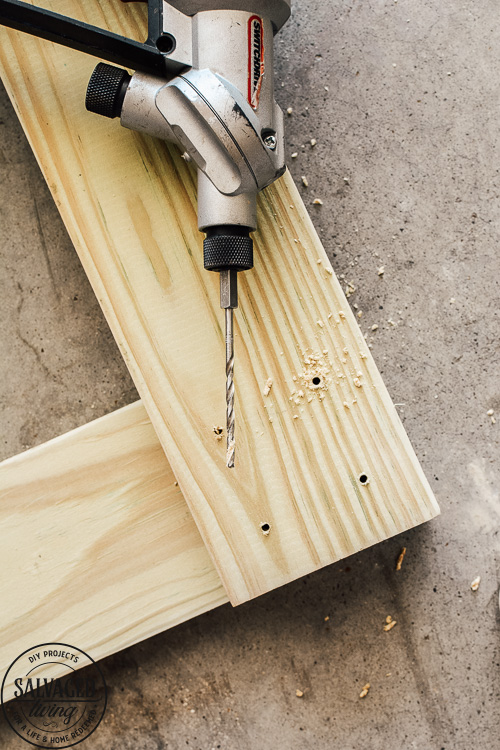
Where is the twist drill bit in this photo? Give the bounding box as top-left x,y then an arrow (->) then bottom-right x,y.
205,229 -> 252,469
220,269 -> 238,468
225,308 -> 235,468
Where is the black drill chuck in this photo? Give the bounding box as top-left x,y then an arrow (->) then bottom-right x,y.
85,62 -> 131,119
203,226 -> 253,273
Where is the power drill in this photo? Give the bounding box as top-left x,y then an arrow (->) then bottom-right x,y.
0,0 -> 291,467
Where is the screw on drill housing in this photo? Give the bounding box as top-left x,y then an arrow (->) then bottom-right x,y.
262,130 -> 277,150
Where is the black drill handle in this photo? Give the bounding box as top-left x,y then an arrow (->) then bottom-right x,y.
0,0 -> 181,75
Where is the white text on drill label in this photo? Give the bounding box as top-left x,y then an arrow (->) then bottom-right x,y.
248,15 -> 265,110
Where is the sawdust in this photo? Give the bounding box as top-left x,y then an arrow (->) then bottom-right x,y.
396,547 -> 407,571
383,616 -> 397,632
213,425 -> 224,441
296,689 -> 304,698
470,576 -> 481,591
263,378 -> 273,397
290,351 -> 332,404
359,684 -> 370,698
302,175 -> 309,187
313,198 -> 323,205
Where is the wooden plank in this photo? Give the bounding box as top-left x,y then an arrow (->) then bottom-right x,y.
0,401 -> 228,704
0,1 -> 439,605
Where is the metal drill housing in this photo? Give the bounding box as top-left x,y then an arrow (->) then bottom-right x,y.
118,4 -> 289,231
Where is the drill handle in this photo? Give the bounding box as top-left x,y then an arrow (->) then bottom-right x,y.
0,0 -> 183,75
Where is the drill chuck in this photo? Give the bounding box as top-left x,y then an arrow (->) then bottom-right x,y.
85,62 -> 131,119
203,227 -> 253,272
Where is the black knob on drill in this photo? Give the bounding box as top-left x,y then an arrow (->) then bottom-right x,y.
203,226 -> 254,272
85,62 -> 131,119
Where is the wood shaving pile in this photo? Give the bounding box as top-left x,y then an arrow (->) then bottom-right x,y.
345,282 -> 356,298
290,351 -> 332,405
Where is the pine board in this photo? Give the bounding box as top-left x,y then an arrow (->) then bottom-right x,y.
0,1 -> 439,605
0,401 -> 228,704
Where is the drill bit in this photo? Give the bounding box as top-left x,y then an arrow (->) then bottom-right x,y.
220,269 -> 238,468
225,308 -> 235,468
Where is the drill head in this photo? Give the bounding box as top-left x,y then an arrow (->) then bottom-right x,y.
220,269 -> 238,468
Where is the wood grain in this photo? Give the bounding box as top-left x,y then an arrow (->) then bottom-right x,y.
0,402 -> 228,703
0,1 -> 439,604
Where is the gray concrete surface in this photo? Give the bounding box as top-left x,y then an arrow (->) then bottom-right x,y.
1,1 -> 499,748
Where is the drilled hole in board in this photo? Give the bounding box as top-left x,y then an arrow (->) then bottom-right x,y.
312,376 -> 321,386
261,522 -> 271,535
359,474 -> 369,486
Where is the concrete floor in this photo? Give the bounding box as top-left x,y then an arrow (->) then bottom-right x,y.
1,0 -> 499,747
